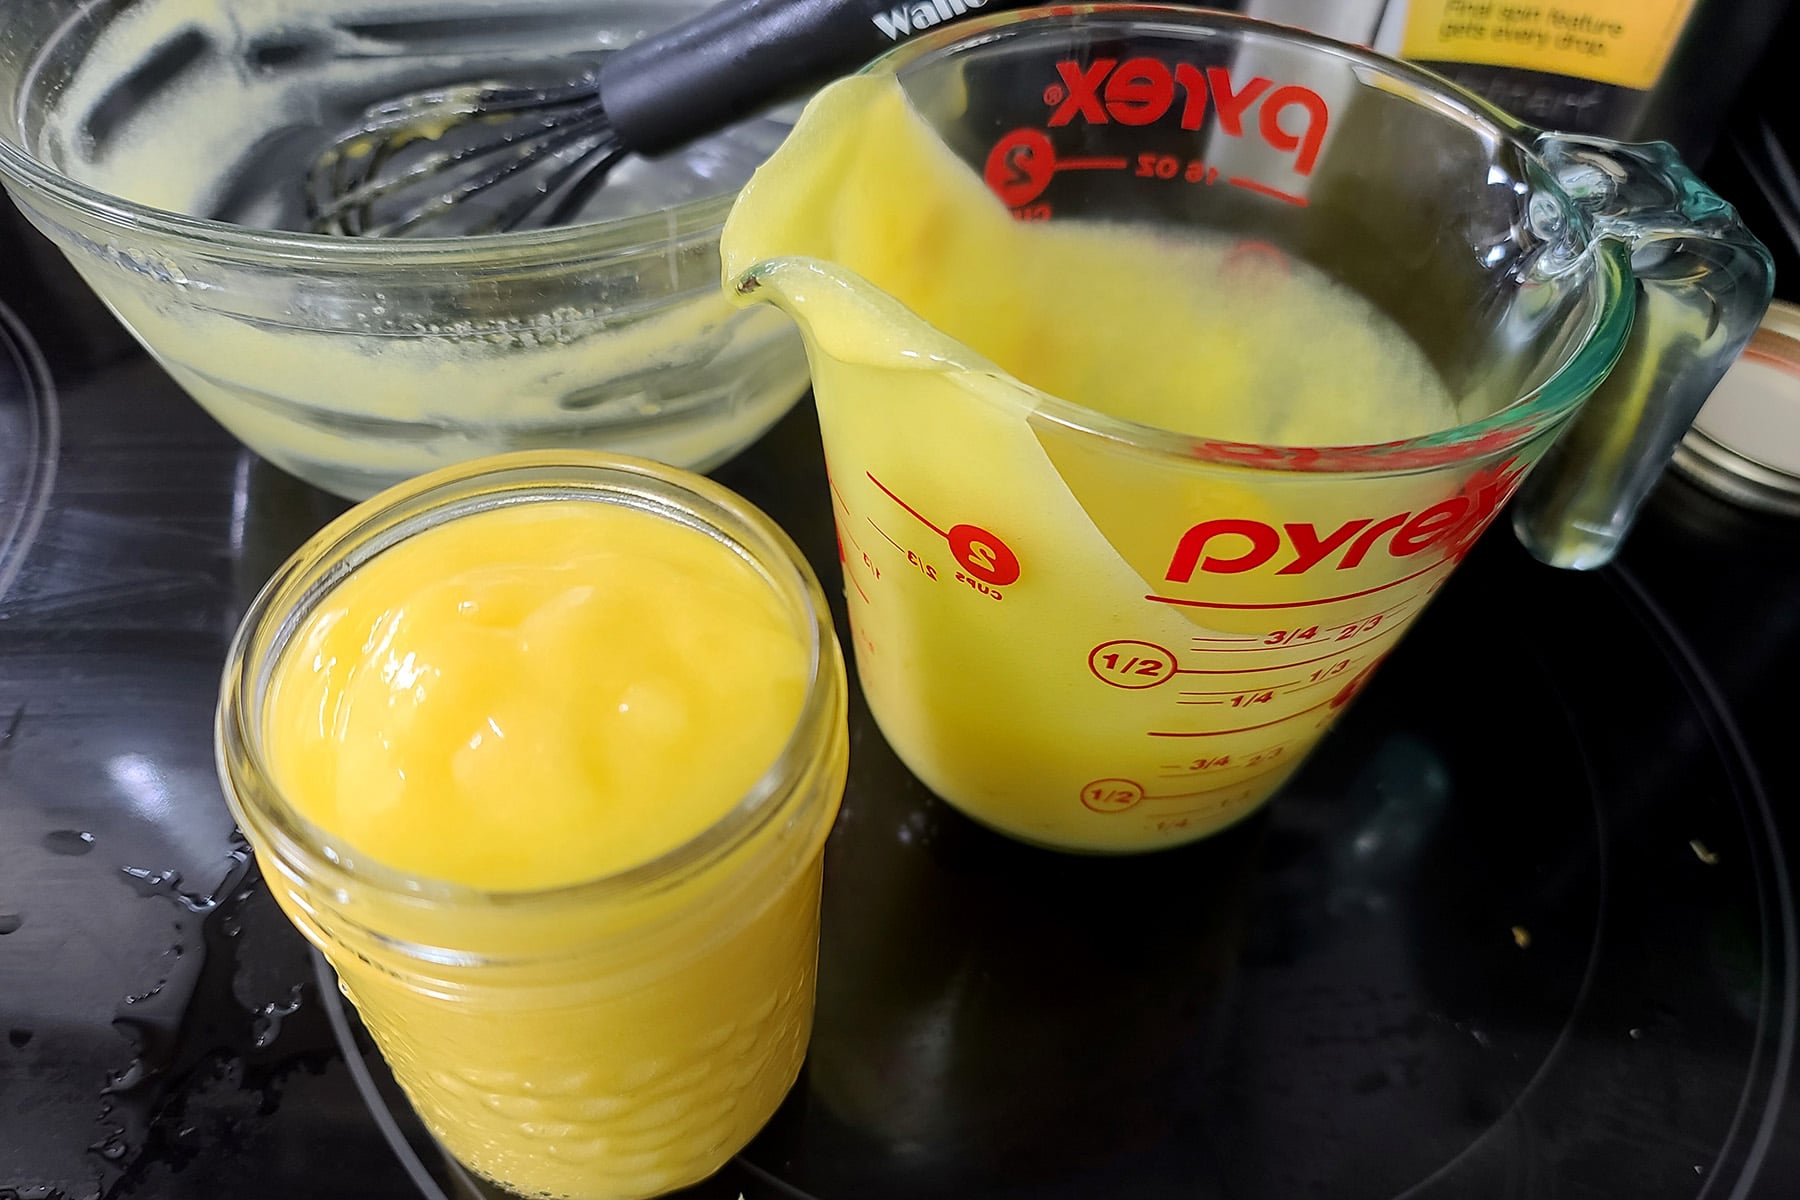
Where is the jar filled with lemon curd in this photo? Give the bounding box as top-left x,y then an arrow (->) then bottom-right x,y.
215,452 -> 848,1200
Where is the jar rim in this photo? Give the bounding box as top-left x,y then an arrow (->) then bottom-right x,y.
215,450 -> 846,915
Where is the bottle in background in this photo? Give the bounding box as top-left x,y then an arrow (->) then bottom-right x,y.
1242,0 -> 1793,163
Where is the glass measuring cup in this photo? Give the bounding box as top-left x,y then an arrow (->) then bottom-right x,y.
721,5 -> 1772,854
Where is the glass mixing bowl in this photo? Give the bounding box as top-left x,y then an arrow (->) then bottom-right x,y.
0,0 -> 809,499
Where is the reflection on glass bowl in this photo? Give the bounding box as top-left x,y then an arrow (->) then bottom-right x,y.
0,303 -> 58,603
0,0 -> 808,499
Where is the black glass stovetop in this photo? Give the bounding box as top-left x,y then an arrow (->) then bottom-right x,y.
2,195 -> 1796,1200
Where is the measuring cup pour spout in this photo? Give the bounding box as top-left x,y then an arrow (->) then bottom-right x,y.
718,8 -> 1773,856
722,76 -> 1000,384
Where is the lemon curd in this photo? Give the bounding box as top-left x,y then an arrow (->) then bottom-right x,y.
265,501 -> 808,890
220,456 -> 847,1200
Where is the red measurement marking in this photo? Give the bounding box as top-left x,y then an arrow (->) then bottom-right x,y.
984,128 -> 1057,207
1359,594 -> 1425,623
849,574 -> 871,605
867,517 -> 905,554
947,524 -> 1020,586
1172,630 -> 1399,675
868,473 -> 946,537
836,517 -> 867,557
865,474 -> 1020,588
1181,684 -> 1298,695
1148,694 -> 1336,737
1189,606 -> 1415,650
1292,655 -> 1356,687
1080,778 -> 1145,813
1146,561 -> 1446,611
1329,658 -> 1385,710
1229,177 -> 1309,206
1144,776 -> 1269,802
827,471 -> 852,517
1158,800 -> 1254,820
1160,742 -> 1296,773
1191,635 -> 1258,644
1236,602 -> 1420,651
1193,642 -> 1322,654
1089,640 -> 1178,689
868,473 -> 946,538
983,127 -> 1135,207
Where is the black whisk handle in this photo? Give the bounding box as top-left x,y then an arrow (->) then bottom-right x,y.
598,0 -> 1031,154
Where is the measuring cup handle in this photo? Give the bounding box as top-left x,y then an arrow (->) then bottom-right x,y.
1512,134 -> 1774,570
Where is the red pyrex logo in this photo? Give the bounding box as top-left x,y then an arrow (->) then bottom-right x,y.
1163,462 -> 1525,582
1046,59 -> 1329,175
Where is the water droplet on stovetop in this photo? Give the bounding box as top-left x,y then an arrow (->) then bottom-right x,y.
120,865 -> 179,897
128,942 -> 183,1000
250,985 -> 305,1049
104,1059 -> 150,1094
87,1133 -> 128,1162
0,913 -> 20,935
119,866 -> 213,912
43,829 -> 96,856
8,1028 -> 33,1048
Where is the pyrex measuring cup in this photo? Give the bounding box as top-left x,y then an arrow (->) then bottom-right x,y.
721,6 -> 1772,854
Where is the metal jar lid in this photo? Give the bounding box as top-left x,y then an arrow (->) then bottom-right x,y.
1671,299 -> 1800,516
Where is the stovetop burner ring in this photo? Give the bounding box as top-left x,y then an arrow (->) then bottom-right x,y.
0,300 -> 59,604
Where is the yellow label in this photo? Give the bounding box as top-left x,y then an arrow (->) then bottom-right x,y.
1401,0 -> 1698,91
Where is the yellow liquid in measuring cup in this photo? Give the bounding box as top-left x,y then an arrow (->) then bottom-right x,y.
261,501 -> 822,1199
726,79 -> 1520,853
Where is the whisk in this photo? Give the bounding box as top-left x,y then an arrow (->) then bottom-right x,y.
306,0 -> 1028,238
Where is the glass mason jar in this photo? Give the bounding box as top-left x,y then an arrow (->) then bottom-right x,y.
216,451 -> 849,1200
